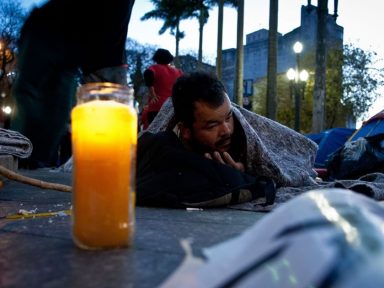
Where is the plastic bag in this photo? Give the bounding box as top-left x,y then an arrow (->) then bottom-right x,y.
326,133 -> 384,180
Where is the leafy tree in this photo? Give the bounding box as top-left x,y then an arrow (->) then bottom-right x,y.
342,43 -> 384,120
252,74 -> 295,129
125,38 -> 157,77
125,38 -> 157,107
178,48 -> 215,66
301,48 -> 345,131
188,0 -> 237,71
141,0 -> 237,73
252,43 -> 383,133
189,0 -> 210,69
0,0 -> 26,83
124,38 -> 215,109
324,48 -> 344,128
141,0 -> 195,67
130,55 -> 145,104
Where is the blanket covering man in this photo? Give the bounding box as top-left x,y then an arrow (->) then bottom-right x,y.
137,91 -> 318,208
143,98 -> 318,188
138,98 -> 384,210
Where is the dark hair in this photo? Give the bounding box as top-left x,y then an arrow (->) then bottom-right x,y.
152,49 -> 174,64
172,71 -> 228,127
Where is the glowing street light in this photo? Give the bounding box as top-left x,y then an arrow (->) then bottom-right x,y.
286,41 -> 308,132
293,41 -> 303,54
2,106 -> 12,115
286,68 -> 296,81
299,70 -> 309,82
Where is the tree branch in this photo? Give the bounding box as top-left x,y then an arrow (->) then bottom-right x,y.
0,165 -> 72,193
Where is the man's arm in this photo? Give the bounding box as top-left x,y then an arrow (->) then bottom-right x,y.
143,69 -> 159,103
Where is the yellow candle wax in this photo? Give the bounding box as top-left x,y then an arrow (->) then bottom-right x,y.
71,99 -> 137,249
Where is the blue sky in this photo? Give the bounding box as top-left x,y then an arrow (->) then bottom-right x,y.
21,0 -> 384,120
22,0 -> 383,57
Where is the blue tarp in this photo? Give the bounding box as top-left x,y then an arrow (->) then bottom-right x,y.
350,116 -> 384,141
306,128 -> 356,168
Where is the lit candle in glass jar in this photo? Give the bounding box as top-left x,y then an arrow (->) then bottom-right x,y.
71,83 -> 137,249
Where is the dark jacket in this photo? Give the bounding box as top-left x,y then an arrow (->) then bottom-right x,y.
137,131 -> 275,208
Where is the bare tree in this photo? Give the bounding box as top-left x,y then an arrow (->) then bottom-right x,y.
216,0 -> 237,80
266,0 -> 278,120
312,0 -> 328,133
216,0 -> 224,79
234,0 -> 244,106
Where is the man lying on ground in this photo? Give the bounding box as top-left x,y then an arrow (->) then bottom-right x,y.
137,72 -> 318,208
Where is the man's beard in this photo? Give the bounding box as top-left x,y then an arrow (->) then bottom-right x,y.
215,135 -> 232,151
186,133 -> 232,155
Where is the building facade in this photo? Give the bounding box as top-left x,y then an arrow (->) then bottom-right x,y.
221,3 -> 344,101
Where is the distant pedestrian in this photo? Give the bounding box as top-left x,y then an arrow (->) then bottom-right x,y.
142,49 -> 183,128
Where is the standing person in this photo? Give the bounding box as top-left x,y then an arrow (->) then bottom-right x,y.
11,0 -> 135,168
142,49 -> 183,128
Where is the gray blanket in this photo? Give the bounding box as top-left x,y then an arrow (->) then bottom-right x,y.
230,172 -> 384,212
147,99 -> 384,210
0,128 -> 33,159
146,98 -> 318,187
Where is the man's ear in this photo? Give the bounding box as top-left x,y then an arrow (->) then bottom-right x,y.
178,122 -> 192,141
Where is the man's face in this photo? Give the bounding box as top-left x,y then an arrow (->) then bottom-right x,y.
181,95 -> 234,154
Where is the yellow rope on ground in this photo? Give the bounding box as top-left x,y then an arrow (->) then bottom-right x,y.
5,209 -> 72,220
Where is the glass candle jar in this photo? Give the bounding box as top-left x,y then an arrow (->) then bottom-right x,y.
71,82 -> 137,249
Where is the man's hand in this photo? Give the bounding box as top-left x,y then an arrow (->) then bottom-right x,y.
204,151 -> 245,172
149,95 -> 159,103
149,86 -> 159,103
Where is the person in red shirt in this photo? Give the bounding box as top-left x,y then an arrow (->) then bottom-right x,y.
143,49 -> 183,128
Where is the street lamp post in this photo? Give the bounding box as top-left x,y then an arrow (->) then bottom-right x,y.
287,41 -> 308,132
